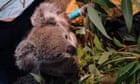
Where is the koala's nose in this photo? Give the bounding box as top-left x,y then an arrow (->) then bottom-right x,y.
66,45 -> 76,55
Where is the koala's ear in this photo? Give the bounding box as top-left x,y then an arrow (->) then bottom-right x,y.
59,13 -> 71,24
31,3 -> 58,27
15,40 -> 38,71
31,6 -> 45,27
57,13 -> 71,30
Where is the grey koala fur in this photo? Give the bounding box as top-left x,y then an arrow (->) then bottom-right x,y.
14,2 -> 79,84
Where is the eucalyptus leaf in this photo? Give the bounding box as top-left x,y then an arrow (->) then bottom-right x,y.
117,61 -> 137,78
113,38 -> 123,48
128,63 -> 140,77
87,5 -> 112,39
98,52 -> 111,65
76,27 -> 86,35
94,34 -> 104,51
94,0 -> 115,9
121,0 -> 133,32
88,64 -> 95,74
30,73 -> 41,83
115,61 -> 137,84
76,46 -> 84,57
88,64 -> 100,75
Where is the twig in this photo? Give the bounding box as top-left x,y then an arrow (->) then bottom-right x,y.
119,45 -> 138,51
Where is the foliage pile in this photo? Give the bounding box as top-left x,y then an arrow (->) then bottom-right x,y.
75,0 -> 140,84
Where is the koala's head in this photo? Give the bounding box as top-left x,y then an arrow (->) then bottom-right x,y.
15,2 -> 79,78
31,2 -> 70,28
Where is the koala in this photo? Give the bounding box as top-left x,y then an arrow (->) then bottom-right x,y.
14,2 -> 79,84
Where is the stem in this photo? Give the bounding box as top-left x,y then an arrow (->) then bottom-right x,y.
116,52 -> 140,57
119,45 -> 138,51
103,56 -> 140,66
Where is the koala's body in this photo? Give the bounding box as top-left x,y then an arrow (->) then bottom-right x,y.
14,2 -> 79,84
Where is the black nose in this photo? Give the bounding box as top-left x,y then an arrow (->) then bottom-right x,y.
66,45 -> 76,55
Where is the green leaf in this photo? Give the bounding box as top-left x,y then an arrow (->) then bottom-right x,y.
117,61 -> 137,77
94,0 -> 115,9
88,64 -> 95,74
121,0 -> 133,32
30,73 -> 42,83
138,35 -> 140,51
87,5 -> 112,40
76,27 -> 86,35
94,34 -> 104,51
113,38 -> 123,48
134,0 -> 140,10
98,52 -> 111,65
76,46 -> 84,57
128,63 -> 140,77
88,64 -> 100,75
115,61 -> 137,84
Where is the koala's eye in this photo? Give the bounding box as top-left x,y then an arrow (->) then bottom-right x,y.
65,35 -> 68,39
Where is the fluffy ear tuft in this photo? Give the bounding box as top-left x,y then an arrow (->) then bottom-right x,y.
15,40 -> 38,71
31,3 -> 61,27
31,6 -> 47,27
